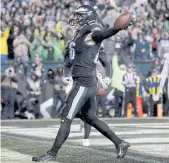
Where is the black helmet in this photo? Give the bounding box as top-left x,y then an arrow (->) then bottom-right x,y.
69,5 -> 97,28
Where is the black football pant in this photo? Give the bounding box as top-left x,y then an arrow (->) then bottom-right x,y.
49,82 -> 122,156
84,121 -> 91,139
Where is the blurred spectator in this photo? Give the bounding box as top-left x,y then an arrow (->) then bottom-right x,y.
50,66 -> 66,118
134,32 -> 151,60
145,69 -> 162,116
148,57 -> 163,76
122,64 -> 138,117
24,27 -> 33,42
157,32 -> 169,59
30,29 -> 48,61
151,37 -> 158,56
13,25 -> 30,62
26,72 -> 42,119
1,67 -> 18,119
45,30 -> 64,61
13,56 -> 28,78
31,56 -> 45,78
0,25 -> 10,62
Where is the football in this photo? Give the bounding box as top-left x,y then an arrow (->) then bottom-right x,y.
114,12 -> 132,30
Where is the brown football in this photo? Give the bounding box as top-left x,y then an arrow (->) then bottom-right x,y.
114,12 -> 132,30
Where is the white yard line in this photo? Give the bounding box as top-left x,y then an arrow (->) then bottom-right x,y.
2,126 -> 169,139
70,137 -> 169,145
1,117 -> 169,122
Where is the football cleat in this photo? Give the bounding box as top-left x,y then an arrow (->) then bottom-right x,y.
116,140 -> 130,159
32,152 -> 56,162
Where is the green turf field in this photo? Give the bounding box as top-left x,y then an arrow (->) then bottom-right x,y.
1,118 -> 169,163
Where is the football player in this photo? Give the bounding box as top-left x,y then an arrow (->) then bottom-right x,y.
32,5 -> 131,162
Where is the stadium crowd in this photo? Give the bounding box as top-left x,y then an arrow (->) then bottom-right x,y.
1,0 -> 169,119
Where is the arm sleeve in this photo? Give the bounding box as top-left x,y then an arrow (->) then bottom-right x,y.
99,48 -> 112,78
92,28 -> 120,43
160,60 -> 168,89
63,43 -> 73,77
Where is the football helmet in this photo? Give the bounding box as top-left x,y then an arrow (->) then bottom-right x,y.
69,5 -> 97,28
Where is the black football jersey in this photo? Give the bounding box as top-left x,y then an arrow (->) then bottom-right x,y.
64,24 -> 118,86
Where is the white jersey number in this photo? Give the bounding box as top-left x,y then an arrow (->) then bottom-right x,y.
69,41 -> 75,60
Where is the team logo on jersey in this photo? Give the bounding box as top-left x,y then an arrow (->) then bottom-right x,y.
85,33 -> 95,45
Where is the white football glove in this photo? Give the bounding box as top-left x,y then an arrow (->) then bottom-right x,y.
62,77 -> 72,85
96,73 -> 111,89
103,77 -> 111,86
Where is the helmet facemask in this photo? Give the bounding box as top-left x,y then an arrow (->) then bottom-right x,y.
69,5 -> 97,29
69,12 -> 87,29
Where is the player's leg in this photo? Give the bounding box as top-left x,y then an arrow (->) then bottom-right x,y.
81,97 -> 122,146
32,84 -> 88,162
81,96 -> 130,159
84,121 -> 91,139
83,121 -> 91,146
49,85 -> 89,154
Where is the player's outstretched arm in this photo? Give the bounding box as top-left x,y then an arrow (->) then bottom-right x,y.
92,27 -> 120,43
92,12 -> 132,42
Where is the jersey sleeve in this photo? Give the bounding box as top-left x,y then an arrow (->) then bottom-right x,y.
99,47 -> 112,78
92,27 -> 120,43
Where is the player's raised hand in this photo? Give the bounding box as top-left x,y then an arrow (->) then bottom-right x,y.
114,12 -> 132,30
103,77 -> 111,88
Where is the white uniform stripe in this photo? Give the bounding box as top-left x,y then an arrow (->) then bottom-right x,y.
67,86 -> 85,119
